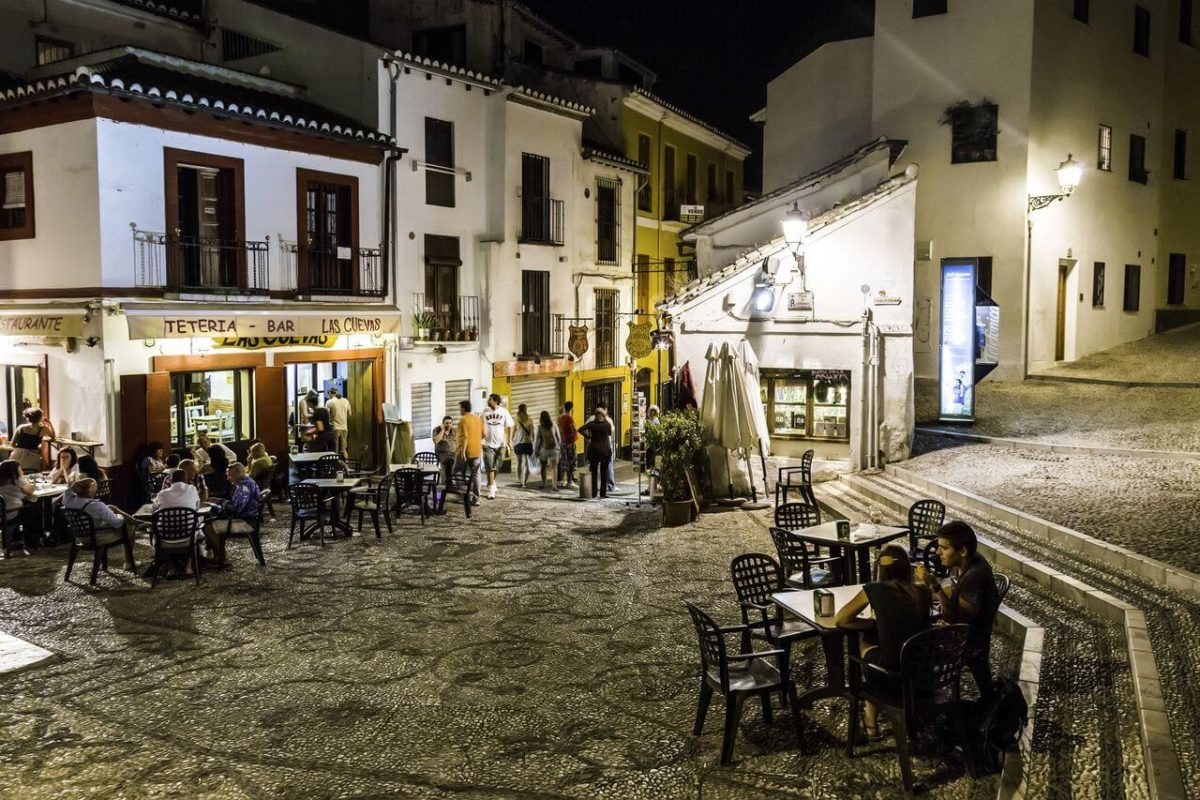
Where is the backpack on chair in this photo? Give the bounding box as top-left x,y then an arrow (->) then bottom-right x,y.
967,677 -> 1029,775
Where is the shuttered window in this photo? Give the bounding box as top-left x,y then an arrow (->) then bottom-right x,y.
509,377 -> 562,419
412,382 -> 432,437
425,118 -> 455,207
0,152 -> 33,240
445,379 -> 472,421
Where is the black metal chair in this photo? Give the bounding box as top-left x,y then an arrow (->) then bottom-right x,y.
685,601 -> 802,765
437,460 -> 478,518
0,497 -> 27,558
145,470 -> 168,498
95,479 -> 113,502
217,489 -> 270,567
907,499 -> 946,559
63,507 -> 136,586
994,572 -> 1011,604
776,449 -> 816,507
771,502 -> 843,589
252,463 -> 277,518
287,482 -> 326,548
921,539 -> 949,578
315,454 -> 345,479
729,553 -> 819,704
414,452 -> 439,467
346,478 -> 392,538
391,467 -> 429,524
847,624 -> 972,793
149,507 -> 203,587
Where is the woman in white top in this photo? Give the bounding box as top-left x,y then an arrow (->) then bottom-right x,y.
511,404 -> 535,488
0,460 -> 34,522
533,410 -> 562,490
47,448 -> 80,485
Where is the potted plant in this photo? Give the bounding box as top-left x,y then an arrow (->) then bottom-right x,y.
643,410 -> 704,527
412,309 -> 435,340
467,327 -> 478,341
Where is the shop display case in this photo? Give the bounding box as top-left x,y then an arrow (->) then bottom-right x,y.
760,369 -> 850,443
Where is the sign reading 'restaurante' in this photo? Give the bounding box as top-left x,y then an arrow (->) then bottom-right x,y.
0,314 -> 85,337
126,313 -> 403,339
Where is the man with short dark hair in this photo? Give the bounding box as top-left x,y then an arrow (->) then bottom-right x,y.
917,520 -> 1001,697
557,401 -> 577,486
480,392 -> 513,500
455,400 -> 483,504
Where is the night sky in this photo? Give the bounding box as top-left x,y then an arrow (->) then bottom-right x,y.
519,0 -> 874,189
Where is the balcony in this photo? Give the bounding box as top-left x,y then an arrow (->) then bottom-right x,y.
132,226 -> 269,295
519,197 -> 565,246
520,311 -> 566,358
281,242 -> 387,300
412,293 -> 480,341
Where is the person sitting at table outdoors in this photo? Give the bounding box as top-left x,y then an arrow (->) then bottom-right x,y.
47,448 -> 80,485
246,442 -> 274,483
162,459 -> 209,503
835,544 -> 933,740
62,477 -> 140,568
204,443 -> 232,497
164,453 -> 181,471
205,463 -> 261,567
10,408 -> 54,471
0,460 -> 37,526
196,434 -> 236,468
76,454 -> 106,482
917,520 -> 1001,699
153,469 -> 202,513
139,441 -> 167,480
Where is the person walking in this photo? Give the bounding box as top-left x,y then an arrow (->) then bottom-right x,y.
325,387 -> 352,459
557,401 -> 578,487
511,403 -> 535,488
455,400 -> 484,505
534,410 -> 561,490
480,393 -> 513,500
579,408 -> 613,499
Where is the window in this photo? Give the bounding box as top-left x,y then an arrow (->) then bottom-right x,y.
636,253 -> 651,312
636,134 -> 652,212
575,56 -> 602,78
1124,264 -> 1141,311
1097,124 -> 1112,171
411,382 -> 432,437
662,256 -> 678,297
725,169 -> 735,206
662,146 -> 677,220
412,25 -> 466,65
1129,134 -> 1149,183
596,178 -> 620,265
0,152 -> 34,240
423,234 -> 461,333
523,39 -> 544,64
1183,0 -> 1195,44
761,370 -> 851,441
424,118 -> 455,207
444,379 -> 471,422
706,162 -> 718,202
1168,253 -> 1187,304
949,103 -> 998,164
0,362 -> 45,441
1074,0 -> 1089,23
521,270 -> 551,355
299,170 -> 358,295
520,153 -> 561,245
913,0 -> 947,18
976,256 -> 993,297
1175,130 -> 1188,179
164,148 -> 244,291
169,369 -> 253,449
1134,6 -> 1151,56
1092,262 -> 1105,307
594,289 -> 618,369
685,153 -> 698,205
35,35 -> 73,66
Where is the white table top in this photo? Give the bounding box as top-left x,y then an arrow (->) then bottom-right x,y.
301,477 -> 363,490
134,503 -> 214,518
773,586 -> 868,633
394,464 -> 440,475
290,452 -> 339,463
30,485 -> 67,499
783,521 -> 909,548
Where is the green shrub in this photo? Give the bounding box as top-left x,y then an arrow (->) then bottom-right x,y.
644,410 -> 704,502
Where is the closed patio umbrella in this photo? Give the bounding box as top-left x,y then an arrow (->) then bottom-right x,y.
737,339 -> 771,491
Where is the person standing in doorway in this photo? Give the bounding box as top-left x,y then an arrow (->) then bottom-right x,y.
455,400 -> 483,505
480,393 -> 513,500
557,401 -> 578,487
326,388 -> 352,459
579,408 -> 613,499
511,403 -> 534,488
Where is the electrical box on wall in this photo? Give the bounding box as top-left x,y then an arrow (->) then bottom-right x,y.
916,240 -> 933,262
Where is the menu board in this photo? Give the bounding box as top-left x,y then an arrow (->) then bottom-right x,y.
630,391 -> 647,468
939,261 -> 977,421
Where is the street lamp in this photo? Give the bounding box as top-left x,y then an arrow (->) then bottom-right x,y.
782,201 -> 809,250
1023,153 -> 1084,377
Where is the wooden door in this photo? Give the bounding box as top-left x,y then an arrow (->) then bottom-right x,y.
1055,265 -> 1068,362
255,366 -> 288,465
119,372 -> 171,464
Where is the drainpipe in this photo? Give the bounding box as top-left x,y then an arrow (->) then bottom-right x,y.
1022,214 -> 1033,379
860,310 -> 871,471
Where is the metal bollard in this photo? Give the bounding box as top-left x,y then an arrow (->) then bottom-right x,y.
578,472 -> 590,499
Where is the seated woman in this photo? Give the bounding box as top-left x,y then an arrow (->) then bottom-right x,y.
10,408 -> 54,472
835,544 -> 932,740
76,454 -> 107,482
0,460 -> 36,528
48,448 -> 80,485
205,443 -> 231,498
139,441 -> 166,482
205,463 -> 261,567
245,442 -> 274,483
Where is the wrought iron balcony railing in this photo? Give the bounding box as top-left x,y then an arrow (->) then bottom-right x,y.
132,225 -> 269,294
411,293 -> 480,341
518,197 -> 565,246
281,241 -> 387,299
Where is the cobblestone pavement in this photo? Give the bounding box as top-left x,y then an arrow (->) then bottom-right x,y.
0,483 -> 1008,799
915,377 -> 1200,452
1036,323 -> 1200,384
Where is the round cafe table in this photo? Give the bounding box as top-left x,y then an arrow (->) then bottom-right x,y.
300,477 -> 362,539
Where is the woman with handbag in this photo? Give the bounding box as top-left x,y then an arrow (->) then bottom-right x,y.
512,403 -> 535,488
533,410 -> 561,490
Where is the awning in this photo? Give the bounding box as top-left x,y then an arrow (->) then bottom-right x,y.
0,307 -> 87,337
123,306 -> 403,339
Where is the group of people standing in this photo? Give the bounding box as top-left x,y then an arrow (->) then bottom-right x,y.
295,388 -> 353,458
430,397 -> 623,503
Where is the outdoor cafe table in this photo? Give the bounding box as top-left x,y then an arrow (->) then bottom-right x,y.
29,483 -> 66,535
300,477 -> 363,538
772,585 -> 871,707
783,522 -> 909,584
50,437 -> 104,459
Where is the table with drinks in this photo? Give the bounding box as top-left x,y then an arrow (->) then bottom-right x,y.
300,474 -> 362,538
786,521 -> 909,584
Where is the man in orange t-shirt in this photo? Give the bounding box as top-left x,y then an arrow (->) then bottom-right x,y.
455,399 -> 483,504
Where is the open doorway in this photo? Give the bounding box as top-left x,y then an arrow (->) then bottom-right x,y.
285,358 -> 376,465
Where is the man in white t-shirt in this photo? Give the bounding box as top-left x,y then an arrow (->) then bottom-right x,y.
325,388 -> 352,458
480,393 -> 513,500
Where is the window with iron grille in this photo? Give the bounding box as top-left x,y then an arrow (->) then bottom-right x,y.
1129,134 -> 1149,184
596,178 -> 620,265
1134,5 -> 1151,56
35,36 -> 73,66
423,235 -> 461,332
594,289 -> 618,369
1097,124 -> 1112,171
521,270 -> 551,355
947,102 -> 998,164
637,135 -> 652,211
520,153 -> 554,243
1092,262 -> 1105,307
1124,264 -> 1141,311
425,118 -> 455,207
221,28 -> 281,61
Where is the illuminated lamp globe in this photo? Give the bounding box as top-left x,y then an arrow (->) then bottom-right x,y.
781,202 -> 809,248
1056,154 -> 1082,196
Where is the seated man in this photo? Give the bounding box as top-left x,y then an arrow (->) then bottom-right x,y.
62,477 -> 139,569
917,520 -> 1001,698
205,463 -> 261,567
154,469 -> 201,513
163,459 -> 210,503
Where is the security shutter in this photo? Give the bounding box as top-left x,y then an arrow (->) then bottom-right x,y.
412,382 -> 432,436
445,379 -> 472,421
508,376 -> 562,418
